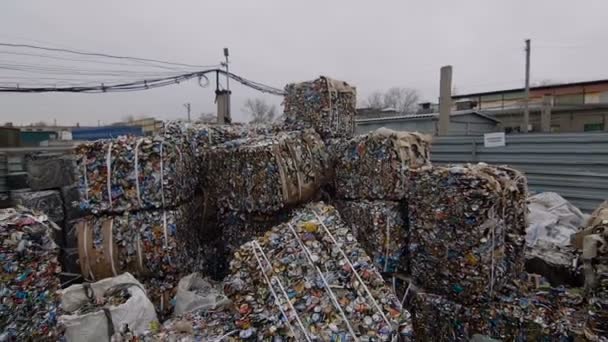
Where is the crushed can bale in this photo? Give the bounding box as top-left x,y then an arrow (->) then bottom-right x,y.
334,128 -> 431,200
26,153 -> 77,191
224,202 -> 413,341
284,76 -> 357,140
74,135 -> 196,214
406,164 -> 510,305
206,130 -> 330,213
75,200 -> 204,317
335,200 -> 408,274
411,282 -> 587,341
0,206 -> 61,341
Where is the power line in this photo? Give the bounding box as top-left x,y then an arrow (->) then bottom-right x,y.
0,42 -> 218,69
0,68 -> 286,96
0,50 -> 200,71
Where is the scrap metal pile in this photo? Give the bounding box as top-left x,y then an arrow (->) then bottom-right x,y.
0,207 -> 61,341
4,75 -> 607,341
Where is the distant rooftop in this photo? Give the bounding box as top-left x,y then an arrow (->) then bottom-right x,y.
453,78 -> 608,99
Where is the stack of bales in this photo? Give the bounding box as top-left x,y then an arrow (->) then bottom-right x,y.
71,134 -> 201,316
203,129 -> 330,279
334,128 -> 431,274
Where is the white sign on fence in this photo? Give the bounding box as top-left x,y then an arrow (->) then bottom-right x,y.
484,132 -> 506,147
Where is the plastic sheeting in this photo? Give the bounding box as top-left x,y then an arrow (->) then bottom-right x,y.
173,273 -> 230,316
526,192 -> 588,247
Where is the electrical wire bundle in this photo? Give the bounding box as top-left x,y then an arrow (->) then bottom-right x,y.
0,42 -> 285,96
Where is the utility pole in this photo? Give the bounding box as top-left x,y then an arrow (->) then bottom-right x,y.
183,103 -> 191,122
438,65 -> 453,136
522,39 -> 531,133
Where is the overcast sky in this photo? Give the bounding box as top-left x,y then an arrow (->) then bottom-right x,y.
1,0 -> 607,126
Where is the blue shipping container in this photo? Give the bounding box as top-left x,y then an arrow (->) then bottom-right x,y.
72,126 -> 143,141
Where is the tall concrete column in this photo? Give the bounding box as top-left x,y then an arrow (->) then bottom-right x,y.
438,65 -> 453,136
540,94 -> 552,132
216,90 -> 232,124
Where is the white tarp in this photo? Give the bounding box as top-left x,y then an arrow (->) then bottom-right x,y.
526,192 -> 589,247
173,273 -> 230,316
59,273 -> 157,341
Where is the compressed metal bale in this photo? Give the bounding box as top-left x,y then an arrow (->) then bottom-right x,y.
335,199 -> 408,274
412,288 -> 587,342
284,76 -> 357,140
224,202 -> 413,341
26,154 -> 77,191
407,164 -> 509,304
75,201 -> 204,282
74,135 -> 196,214
334,128 -> 431,200
205,130 -> 330,213
476,164 -> 529,278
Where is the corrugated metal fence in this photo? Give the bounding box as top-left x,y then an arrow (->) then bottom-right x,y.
431,132 -> 608,212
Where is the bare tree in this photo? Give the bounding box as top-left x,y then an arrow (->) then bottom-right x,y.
364,91 -> 384,109
243,98 -> 276,124
383,87 -> 420,114
122,114 -> 135,122
200,112 -> 217,123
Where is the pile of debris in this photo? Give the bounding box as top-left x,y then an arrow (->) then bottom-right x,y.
0,207 -> 62,341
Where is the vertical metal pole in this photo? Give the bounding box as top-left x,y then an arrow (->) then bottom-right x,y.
438,65 -> 453,136
522,39 -> 531,133
223,48 -> 231,124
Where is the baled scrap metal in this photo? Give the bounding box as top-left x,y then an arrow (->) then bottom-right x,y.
224,203 -> 413,341
335,200 -> 408,274
206,130 -> 330,213
476,164 -> 528,278
26,153 -> 77,191
75,203 -> 204,318
74,135 -> 195,214
407,164 -> 508,305
335,128 -> 431,200
0,207 -> 61,341
412,285 -> 587,341
284,76 -> 357,140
